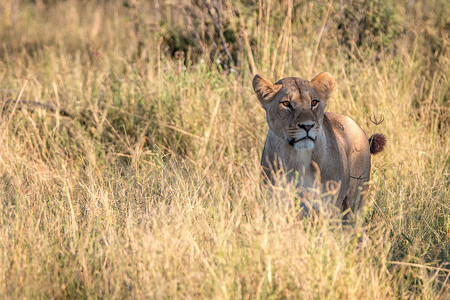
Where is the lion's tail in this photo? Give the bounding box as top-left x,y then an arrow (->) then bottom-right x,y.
368,134 -> 386,155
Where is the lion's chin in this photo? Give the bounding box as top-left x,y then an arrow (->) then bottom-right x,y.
293,139 -> 315,150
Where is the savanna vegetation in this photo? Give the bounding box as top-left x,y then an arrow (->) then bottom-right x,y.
0,0 -> 449,298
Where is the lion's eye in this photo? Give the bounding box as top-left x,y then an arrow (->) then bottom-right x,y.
311,99 -> 319,107
281,101 -> 291,107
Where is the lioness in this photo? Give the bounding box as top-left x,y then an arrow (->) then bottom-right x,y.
253,72 -> 385,215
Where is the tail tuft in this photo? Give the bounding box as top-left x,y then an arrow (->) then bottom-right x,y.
369,134 -> 386,155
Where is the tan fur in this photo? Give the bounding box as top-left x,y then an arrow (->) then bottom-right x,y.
253,72 -> 383,214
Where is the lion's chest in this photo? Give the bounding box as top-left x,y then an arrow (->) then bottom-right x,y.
285,152 -> 317,187
261,136 -> 318,187
261,130 -> 348,204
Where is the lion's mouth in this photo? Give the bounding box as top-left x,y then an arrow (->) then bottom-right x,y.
288,136 -> 316,146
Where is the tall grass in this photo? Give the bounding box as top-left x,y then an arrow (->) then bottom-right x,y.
0,0 -> 448,298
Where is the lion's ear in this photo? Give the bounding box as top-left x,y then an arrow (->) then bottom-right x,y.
310,72 -> 335,101
252,74 -> 281,105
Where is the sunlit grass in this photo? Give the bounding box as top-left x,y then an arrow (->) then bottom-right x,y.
0,0 -> 448,298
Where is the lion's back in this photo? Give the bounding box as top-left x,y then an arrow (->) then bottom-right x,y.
325,112 -> 372,210
325,112 -> 370,157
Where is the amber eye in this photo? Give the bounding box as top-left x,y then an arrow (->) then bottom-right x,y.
281,101 -> 291,107
311,99 -> 319,107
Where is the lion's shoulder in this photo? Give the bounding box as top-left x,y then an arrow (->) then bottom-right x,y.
324,112 -> 369,155
325,113 -> 367,139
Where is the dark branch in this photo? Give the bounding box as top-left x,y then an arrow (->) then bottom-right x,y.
370,113 -> 385,125
203,0 -> 235,67
1,98 -> 73,118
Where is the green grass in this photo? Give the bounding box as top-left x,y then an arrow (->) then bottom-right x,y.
0,0 -> 449,298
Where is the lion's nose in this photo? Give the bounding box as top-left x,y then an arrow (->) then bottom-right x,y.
299,123 -> 314,132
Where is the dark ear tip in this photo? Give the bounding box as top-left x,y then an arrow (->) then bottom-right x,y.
252,75 -> 259,87
253,74 -> 266,91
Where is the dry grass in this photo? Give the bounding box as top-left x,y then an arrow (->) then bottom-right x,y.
0,0 -> 449,298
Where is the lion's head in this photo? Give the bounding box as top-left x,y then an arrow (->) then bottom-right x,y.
253,72 -> 335,150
